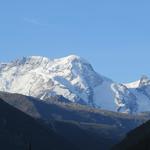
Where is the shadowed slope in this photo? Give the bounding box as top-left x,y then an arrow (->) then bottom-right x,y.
0,92 -> 149,149
113,120 -> 150,150
0,98 -> 79,150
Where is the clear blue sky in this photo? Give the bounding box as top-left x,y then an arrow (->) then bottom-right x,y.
0,0 -> 150,83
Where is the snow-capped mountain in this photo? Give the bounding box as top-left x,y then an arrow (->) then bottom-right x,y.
123,75 -> 150,112
0,55 -> 114,107
0,55 -> 150,114
112,75 -> 150,113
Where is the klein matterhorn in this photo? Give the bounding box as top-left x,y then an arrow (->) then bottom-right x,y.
0,55 -> 150,114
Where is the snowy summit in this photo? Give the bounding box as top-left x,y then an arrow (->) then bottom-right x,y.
0,55 -> 150,114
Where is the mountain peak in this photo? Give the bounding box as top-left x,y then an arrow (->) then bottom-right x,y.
124,80 -> 140,89
140,75 -> 149,82
63,54 -> 80,60
123,75 -> 150,89
57,55 -> 89,65
139,75 -> 150,87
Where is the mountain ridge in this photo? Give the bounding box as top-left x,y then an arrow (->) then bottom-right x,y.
1,55 -> 150,113
0,91 -> 149,150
